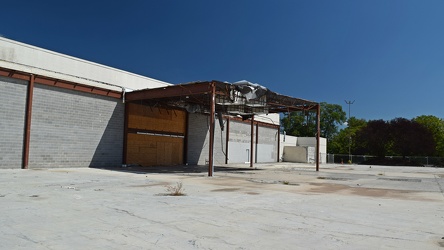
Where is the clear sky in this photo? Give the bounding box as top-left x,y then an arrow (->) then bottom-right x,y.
2,0 -> 444,121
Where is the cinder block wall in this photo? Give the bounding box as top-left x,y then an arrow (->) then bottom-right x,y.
0,76 -> 27,169
228,120 -> 278,163
227,120 -> 253,163
187,114 -> 278,165
256,125 -> 279,162
187,113 -> 226,165
28,84 -> 124,168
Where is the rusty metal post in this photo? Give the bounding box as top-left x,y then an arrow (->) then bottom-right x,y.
255,123 -> 259,163
250,115 -> 254,168
122,103 -> 129,165
23,74 -> 35,169
316,104 -> 321,171
225,117 -> 230,164
184,111 -> 189,165
208,83 -> 216,176
277,126 -> 280,162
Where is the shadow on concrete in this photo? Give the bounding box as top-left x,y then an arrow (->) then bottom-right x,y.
91,164 -> 263,175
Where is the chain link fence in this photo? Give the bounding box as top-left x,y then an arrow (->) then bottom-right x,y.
327,154 -> 444,167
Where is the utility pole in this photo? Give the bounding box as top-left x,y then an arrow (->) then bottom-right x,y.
344,100 -> 355,164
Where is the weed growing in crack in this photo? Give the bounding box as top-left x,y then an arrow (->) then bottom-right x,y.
165,182 -> 186,196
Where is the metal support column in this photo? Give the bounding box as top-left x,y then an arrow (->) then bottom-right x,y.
255,123 -> 259,163
225,117 -> 230,164
23,74 -> 35,169
277,126 -> 280,162
184,111 -> 189,165
122,103 -> 129,165
316,104 -> 321,171
208,83 -> 216,176
250,115 -> 254,168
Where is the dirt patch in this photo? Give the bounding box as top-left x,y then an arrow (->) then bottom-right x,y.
245,192 -> 260,195
211,188 -> 241,192
128,182 -> 169,187
247,179 -> 278,184
379,178 -> 421,182
28,195 -> 47,200
329,167 -> 354,171
306,183 -> 436,201
317,177 -> 350,181
308,183 -> 350,193
350,187 -> 410,198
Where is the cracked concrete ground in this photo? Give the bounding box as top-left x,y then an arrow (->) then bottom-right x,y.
1,163 -> 443,249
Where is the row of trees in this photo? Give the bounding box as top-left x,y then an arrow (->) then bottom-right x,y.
281,102 -> 444,158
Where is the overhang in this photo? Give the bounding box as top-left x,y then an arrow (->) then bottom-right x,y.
125,80 -> 321,176
125,80 -> 319,115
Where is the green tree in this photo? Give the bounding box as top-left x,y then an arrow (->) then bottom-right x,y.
321,102 -> 347,140
414,115 -> 444,156
281,110 -> 314,137
390,118 -> 435,157
354,119 -> 391,158
329,117 -> 367,154
281,102 -> 346,142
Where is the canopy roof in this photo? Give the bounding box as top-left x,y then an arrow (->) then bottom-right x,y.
125,80 -> 319,116
125,80 -> 321,176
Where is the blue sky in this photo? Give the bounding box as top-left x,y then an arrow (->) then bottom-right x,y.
2,0 -> 444,121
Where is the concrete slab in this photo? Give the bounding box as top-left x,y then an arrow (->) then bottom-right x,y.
1,163 -> 443,249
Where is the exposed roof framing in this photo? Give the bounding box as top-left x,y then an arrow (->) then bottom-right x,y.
126,80 -> 321,177
0,66 -> 122,98
126,80 -> 319,116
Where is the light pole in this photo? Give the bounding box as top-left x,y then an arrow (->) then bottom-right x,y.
345,100 -> 355,163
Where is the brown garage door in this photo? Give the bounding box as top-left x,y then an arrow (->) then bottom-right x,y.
126,103 -> 186,166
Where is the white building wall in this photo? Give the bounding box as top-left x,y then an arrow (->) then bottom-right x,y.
187,114 -> 279,165
280,135 -> 327,163
0,37 -> 170,92
254,113 -> 280,125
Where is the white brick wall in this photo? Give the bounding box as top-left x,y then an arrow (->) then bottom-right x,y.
0,76 -> 27,169
187,114 -> 278,165
28,84 -> 124,168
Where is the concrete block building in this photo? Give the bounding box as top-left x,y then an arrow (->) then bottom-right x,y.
0,37 -> 323,173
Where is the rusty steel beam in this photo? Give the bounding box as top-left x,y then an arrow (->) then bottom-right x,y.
250,115 -> 254,168
316,104 -> 321,171
122,103 -> 129,165
0,67 -> 121,98
23,75 -> 35,169
255,123 -> 259,163
183,112 -> 189,165
277,126 -> 280,162
34,76 -> 121,98
126,82 -> 213,102
0,67 -> 11,77
225,117 -> 230,164
208,83 -> 216,177
228,116 -> 279,129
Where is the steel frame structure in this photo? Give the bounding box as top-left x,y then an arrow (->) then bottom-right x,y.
126,81 -> 321,176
